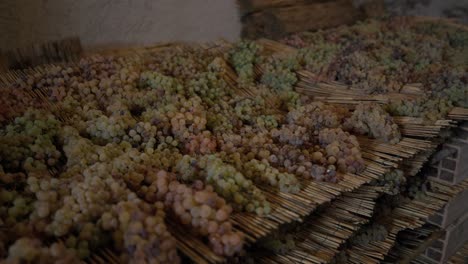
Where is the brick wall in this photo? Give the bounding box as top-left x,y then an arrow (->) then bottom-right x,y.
423,121 -> 468,263
425,214 -> 468,262
428,122 -> 468,184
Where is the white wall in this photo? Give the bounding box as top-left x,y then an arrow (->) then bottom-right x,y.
0,0 -> 242,51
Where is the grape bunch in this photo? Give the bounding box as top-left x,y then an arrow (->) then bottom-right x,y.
0,109 -> 61,172
176,155 -> 271,215
228,41 -> 261,85
139,71 -> 184,95
240,158 -> 300,193
3,238 -> 80,264
378,170 -> 406,195
260,55 -> 300,92
318,128 -> 365,175
114,198 -> 180,264
165,180 -> 243,256
344,103 -> 401,144
286,102 -> 347,132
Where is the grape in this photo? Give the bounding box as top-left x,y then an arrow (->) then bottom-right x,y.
1,18 -> 465,261
259,54 -> 300,92
184,131 -> 217,155
176,155 -> 270,215
163,181 -> 243,256
4,238 -> 80,263
299,39 -> 342,74
234,98 -> 267,124
377,170 -> 406,195
114,199 -> 180,264
0,109 -> 61,172
318,128 -> 365,175
239,158 -> 300,193
227,41 -> 261,85
85,104 -> 136,144
387,97 -> 454,122
139,71 -> 184,95
344,103 -> 401,144
186,68 -> 232,107
286,102 -> 347,132
271,124 -> 310,146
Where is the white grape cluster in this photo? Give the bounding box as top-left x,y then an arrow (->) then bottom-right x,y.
114,198 -> 180,264
228,41 -> 261,85
215,132 -> 243,154
260,55 -> 300,92
180,155 -> 271,215
286,102 -> 346,132
0,190 -> 32,227
139,71 -> 184,95
379,170 -> 406,195
318,128 -> 365,175
0,167 -> 25,185
206,102 -> 238,133
271,124 -> 310,146
185,131 -> 217,155
124,121 -> 158,147
406,177 -> 428,201
265,144 -> 333,181
240,158 -> 300,193
120,168 -> 244,256
85,108 -> 136,144
169,97 -> 208,142
387,97 -> 454,122
344,103 -> 401,144
3,238 -> 80,264
442,84 -> 468,108
254,115 -> 279,130
165,180 -> 243,256
0,110 -> 61,172
300,41 -> 341,74
141,105 -> 176,134
187,70 -> 231,107
27,175 -> 63,224
234,98 -> 267,124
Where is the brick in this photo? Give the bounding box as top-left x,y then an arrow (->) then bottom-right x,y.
427,248 -> 442,261
456,129 -> 468,141
441,190 -> 468,228
439,170 -> 454,182
443,144 -> 458,159
442,159 -> 456,171
427,137 -> 468,184
426,214 -> 468,262
431,239 -> 444,250
442,215 -> 468,261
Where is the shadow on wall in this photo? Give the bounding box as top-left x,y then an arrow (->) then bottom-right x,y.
0,0 -> 242,51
